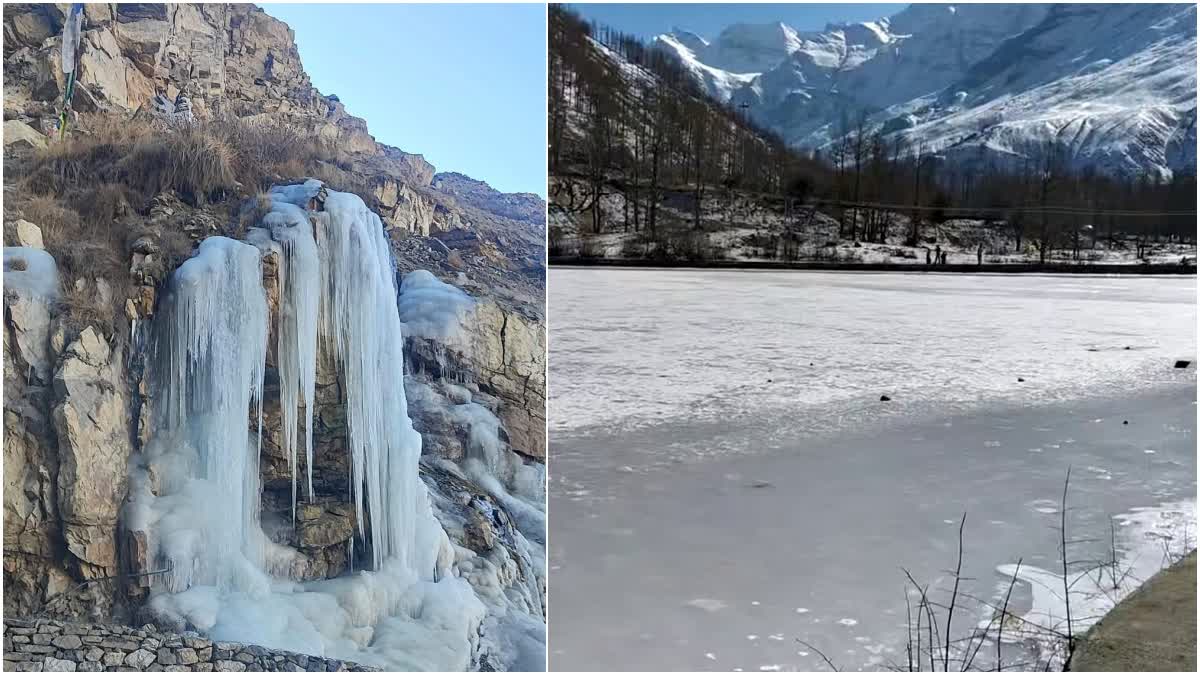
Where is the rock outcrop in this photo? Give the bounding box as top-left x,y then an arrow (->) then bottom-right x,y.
51,327 -> 131,584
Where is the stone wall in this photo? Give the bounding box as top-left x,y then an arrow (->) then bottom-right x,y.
2,619 -> 377,672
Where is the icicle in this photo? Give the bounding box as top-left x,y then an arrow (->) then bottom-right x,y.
258,194 -> 320,519
314,189 -> 444,574
150,236 -> 269,591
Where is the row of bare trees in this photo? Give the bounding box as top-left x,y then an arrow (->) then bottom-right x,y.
550,6 -> 816,238
549,5 -> 1196,257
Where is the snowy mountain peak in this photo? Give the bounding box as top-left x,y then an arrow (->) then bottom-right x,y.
706,22 -> 803,73
667,26 -> 709,52
657,2 -> 1195,179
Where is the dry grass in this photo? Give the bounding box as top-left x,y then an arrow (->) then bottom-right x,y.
57,276 -> 128,337
122,126 -> 238,203
5,112 -> 355,342
215,117 -> 326,191
15,112 -> 333,207
66,182 -> 133,231
16,195 -> 123,282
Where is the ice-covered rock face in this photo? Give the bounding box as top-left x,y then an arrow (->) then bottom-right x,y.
127,181 -> 540,671
399,269 -> 476,344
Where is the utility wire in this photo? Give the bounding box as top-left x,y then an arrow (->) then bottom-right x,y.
815,199 -> 1196,217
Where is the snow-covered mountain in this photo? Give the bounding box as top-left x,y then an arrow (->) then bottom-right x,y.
653,3 -> 1197,179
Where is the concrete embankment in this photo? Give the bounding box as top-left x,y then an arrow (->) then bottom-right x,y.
1068,551 -> 1197,672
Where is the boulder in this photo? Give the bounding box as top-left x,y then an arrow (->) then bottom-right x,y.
3,120 -> 47,151
6,6 -> 56,48
124,649 -> 155,670
12,220 -> 44,249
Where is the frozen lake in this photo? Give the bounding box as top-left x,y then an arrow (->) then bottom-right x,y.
548,269 -> 1196,671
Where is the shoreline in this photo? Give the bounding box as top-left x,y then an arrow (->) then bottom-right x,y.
1066,550 -> 1197,672
549,257 -> 1197,275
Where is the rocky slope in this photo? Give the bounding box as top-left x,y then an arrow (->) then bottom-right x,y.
3,3 -> 545,671
655,2 -> 1197,179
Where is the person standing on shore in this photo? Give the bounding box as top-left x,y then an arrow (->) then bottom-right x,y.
977,243 -> 983,265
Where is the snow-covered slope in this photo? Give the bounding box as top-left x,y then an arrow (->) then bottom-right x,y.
654,3 -> 1196,178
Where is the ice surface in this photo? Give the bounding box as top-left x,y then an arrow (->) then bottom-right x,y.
550,268 -> 1195,672
130,183 -> 536,670
550,270 -> 1197,443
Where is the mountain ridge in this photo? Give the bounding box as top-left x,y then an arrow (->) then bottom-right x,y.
653,2 -> 1196,179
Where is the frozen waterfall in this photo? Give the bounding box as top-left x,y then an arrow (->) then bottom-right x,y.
129,180 -> 487,670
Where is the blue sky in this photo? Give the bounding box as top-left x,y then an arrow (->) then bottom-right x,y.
568,3 -> 905,42
264,3 -> 547,197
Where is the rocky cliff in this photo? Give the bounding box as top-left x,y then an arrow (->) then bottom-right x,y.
3,3 -> 545,671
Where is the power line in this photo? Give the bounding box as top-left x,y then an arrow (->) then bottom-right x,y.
818,199 -> 1196,218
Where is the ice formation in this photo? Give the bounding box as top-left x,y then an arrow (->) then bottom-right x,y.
251,192 -> 320,518
126,180 -> 539,670
4,247 -> 61,300
988,499 -> 1197,669
398,269 -> 476,343
406,380 -> 547,545
145,236 -> 270,591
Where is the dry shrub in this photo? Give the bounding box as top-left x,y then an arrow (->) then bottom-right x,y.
157,226 -> 197,273
67,182 -> 133,230
17,195 -> 83,248
57,275 -> 114,333
19,114 -> 154,196
56,240 -> 124,291
15,194 -> 122,278
214,117 -> 325,190
232,191 -> 273,239
10,194 -> 128,341
56,273 -> 130,338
